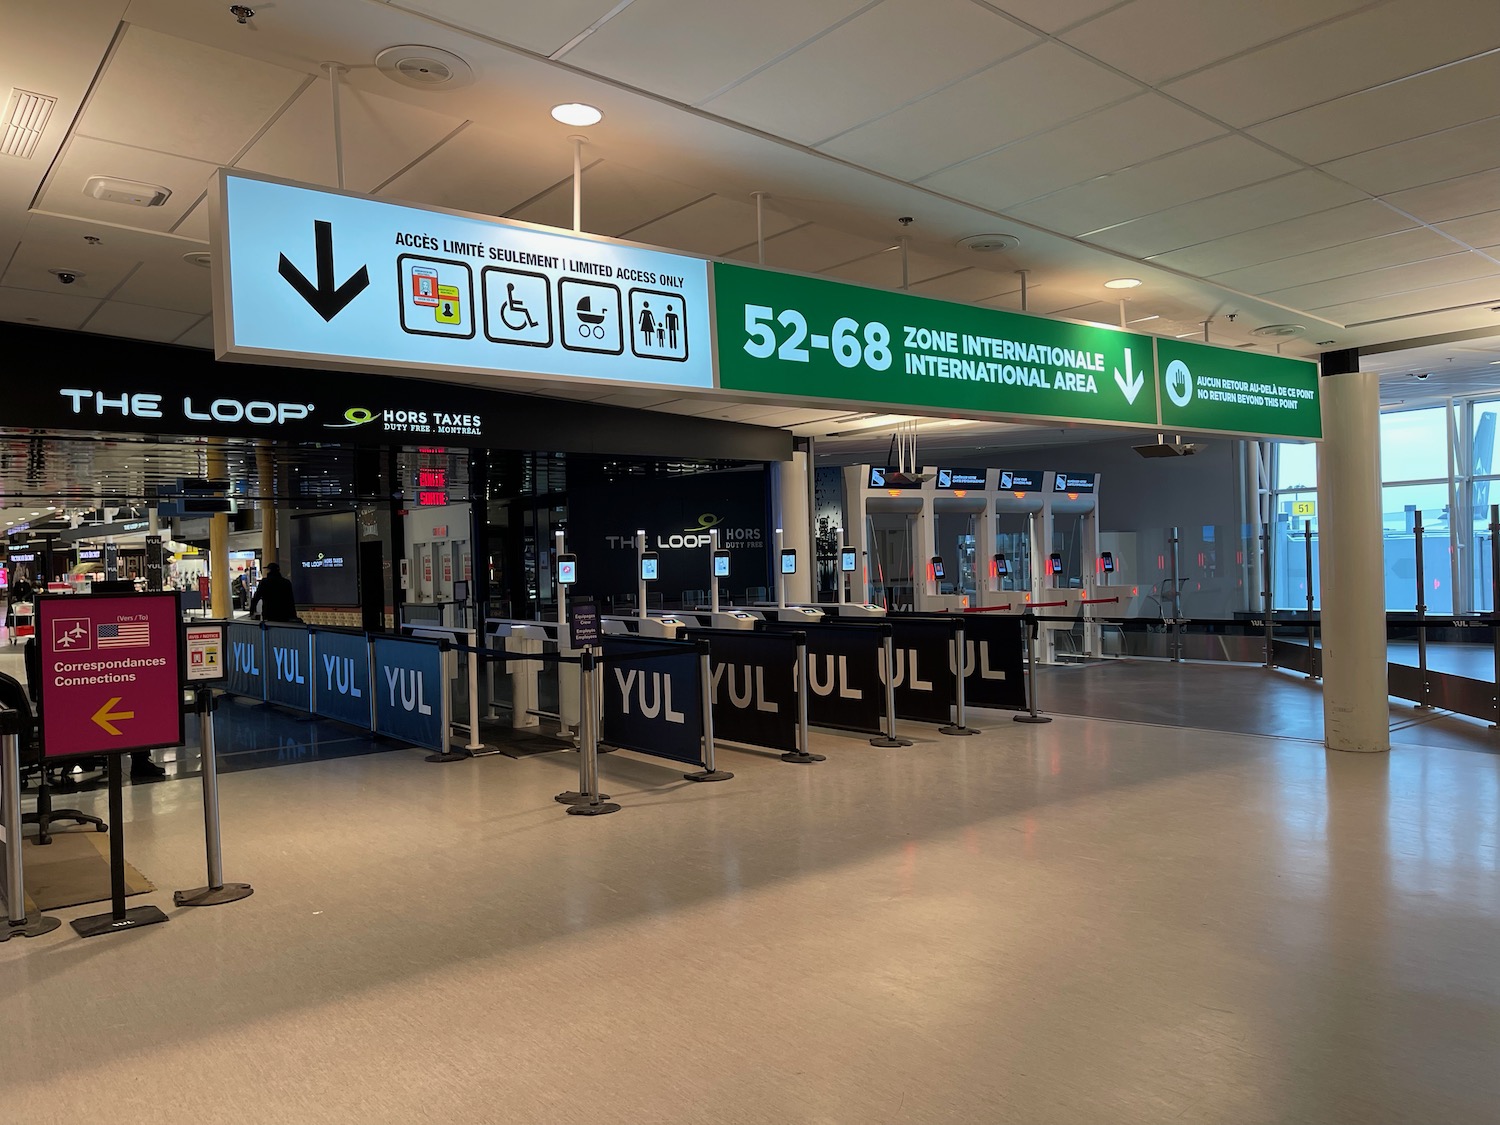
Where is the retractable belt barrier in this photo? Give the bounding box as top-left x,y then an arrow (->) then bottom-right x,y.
686,628 -> 822,763
598,636 -> 731,783
1,706 -> 62,941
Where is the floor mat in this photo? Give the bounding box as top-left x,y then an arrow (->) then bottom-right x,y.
14,828 -> 155,912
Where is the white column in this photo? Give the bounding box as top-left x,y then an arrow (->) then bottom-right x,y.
1317,371 -> 1389,753
774,451 -> 813,603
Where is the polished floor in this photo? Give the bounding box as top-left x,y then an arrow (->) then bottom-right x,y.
5,668 -> 1500,1125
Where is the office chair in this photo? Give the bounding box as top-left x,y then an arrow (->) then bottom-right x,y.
0,670 -> 107,844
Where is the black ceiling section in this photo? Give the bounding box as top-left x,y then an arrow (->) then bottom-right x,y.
1,323 -> 792,463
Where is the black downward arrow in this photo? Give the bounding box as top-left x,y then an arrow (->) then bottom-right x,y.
278,219 -> 370,322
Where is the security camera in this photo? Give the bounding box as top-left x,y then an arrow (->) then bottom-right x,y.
55,272 -> 77,285
1416,372 -> 1430,380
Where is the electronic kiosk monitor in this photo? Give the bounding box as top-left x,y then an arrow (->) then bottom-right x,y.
930,557 -> 945,581
557,554 -> 577,585
713,550 -> 731,578
640,552 -> 659,582
1100,551 -> 1115,574
840,548 -> 858,573
780,549 -> 797,575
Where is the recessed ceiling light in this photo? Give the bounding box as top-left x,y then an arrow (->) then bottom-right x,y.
1316,339 -> 1337,346
1104,278 -> 1142,289
183,252 -> 212,268
1174,331 -> 1201,338
551,102 -> 603,127
1253,323 -> 1305,338
1127,314 -> 1160,324
956,233 -> 1020,253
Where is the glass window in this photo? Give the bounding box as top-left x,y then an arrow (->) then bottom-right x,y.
1380,407 -> 1449,483
1275,442 -> 1317,491
1382,484 -> 1452,614
1471,400 -> 1500,477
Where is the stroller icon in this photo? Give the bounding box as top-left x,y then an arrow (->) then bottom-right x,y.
575,295 -> 608,339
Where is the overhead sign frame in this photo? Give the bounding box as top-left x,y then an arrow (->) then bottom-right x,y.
211,170 -> 715,398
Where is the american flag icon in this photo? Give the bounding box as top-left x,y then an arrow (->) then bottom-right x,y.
97,622 -> 151,649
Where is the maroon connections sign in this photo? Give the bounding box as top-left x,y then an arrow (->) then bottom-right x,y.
38,592 -> 184,757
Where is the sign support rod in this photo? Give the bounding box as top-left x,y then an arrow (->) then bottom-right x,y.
571,135 -> 585,233
324,63 -> 346,191
752,191 -> 767,265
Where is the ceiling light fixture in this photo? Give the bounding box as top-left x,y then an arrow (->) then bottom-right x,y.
956,233 -> 1019,253
1104,278 -> 1141,289
1127,314 -> 1160,324
1253,323 -> 1305,338
1173,331 -> 1200,338
551,102 -> 603,127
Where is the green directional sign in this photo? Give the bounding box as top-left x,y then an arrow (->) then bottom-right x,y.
1157,339 -> 1321,440
713,262 -> 1159,427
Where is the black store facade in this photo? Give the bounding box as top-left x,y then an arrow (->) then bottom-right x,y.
2,323 -> 791,626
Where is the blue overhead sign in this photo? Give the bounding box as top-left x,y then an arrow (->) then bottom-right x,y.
212,172 -> 713,394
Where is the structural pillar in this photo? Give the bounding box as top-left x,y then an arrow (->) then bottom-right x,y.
207,445 -> 231,620
773,450 -> 812,603
1316,370 -> 1389,752
256,441 -> 276,568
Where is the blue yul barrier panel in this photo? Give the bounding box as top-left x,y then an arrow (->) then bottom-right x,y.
372,636 -> 445,750
600,637 -> 702,766
312,630 -> 371,728
264,625 -> 312,711
225,621 -> 265,700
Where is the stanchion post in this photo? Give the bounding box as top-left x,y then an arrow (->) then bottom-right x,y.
870,626 -> 913,747
464,629 -> 486,751
426,638 -> 469,763
71,754 -> 169,937
1170,526 -> 1183,663
1,707 -> 61,940
1262,528 -> 1274,668
1014,610 -> 1052,724
684,641 -> 733,782
1303,526 -> 1318,680
1490,504 -> 1499,729
940,621 -> 979,736
782,634 -> 824,763
175,688 -> 253,907
1414,510 -> 1429,708
566,648 -> 620,816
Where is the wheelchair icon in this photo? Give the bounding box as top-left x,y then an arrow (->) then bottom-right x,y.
498,282 -> 539,332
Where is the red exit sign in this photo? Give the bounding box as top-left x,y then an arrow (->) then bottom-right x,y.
418,467 -> 446,489
417,490 -> 448,506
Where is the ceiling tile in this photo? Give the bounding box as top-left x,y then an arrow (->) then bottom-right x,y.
111,255 -> 214,315
1315,275 -> 1500,326
564,0 -> 872,106
1148,201 -> 1420,276
393,0 -> 626,55
726,224 -> 889,273
1162,0 -> 1500,128
1319,114 -> 1500,196
1250,51 -> 1500,165
822,247 -> 953,288
82,299 -> 201,342
34,136 -> 218,233
1206,228 -> 1459,295
507,159 -> 710,237
379,123 -> 574,218
623,195 -> 800,257
818,42 -> 1137,180
0,239 -> 140,298
237,83 -> 465,196
0,285 -> 102,330
1385,169 -> 1500,224
75,25 -> 307,165
920,93 -> 1223,210
985,0 -> 1122,34
1440,211 -> 1500,251
1061,0 -> 1368,86
173,315 -> 214,349
702,0 -> 1037,144
1010,135 -> 1300,236
1084,170 -> 1365,257
1260,252 -> 1498,311
909,267 -> 1019,304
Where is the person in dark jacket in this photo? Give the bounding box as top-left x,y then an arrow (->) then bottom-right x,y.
249,562 -> 297,621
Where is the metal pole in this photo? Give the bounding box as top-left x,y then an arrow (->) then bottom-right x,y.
1414,510 -> 1429,708
1491,504 -> 1499,728
941,622 -> 977,735
900,236 -> 910,291
1170,525 -> 1182,663
174,689 -> 253,906
1304,526 -> 1317,680
753,191 -> 767,265
870,629 -> 912,746
636,529 -> 647,620
571,135 -> 584,233
325,63 -> 346,191
710,527 -> 720,615
465,628 -> 484,751
566,648 -> 620,815
684,644 -> 732,781
1,710 -> 61,939
776,527 -> 786,609
783,637 -> 824,763
1013,611 -> 1051,724
1262,527 -> 1274,668
1016,269 -> 1029,313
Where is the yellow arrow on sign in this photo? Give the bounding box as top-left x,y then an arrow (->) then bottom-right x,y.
91,697 -> 136,736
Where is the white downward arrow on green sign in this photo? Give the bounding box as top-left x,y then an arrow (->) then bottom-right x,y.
1114,350 -> 1144,405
